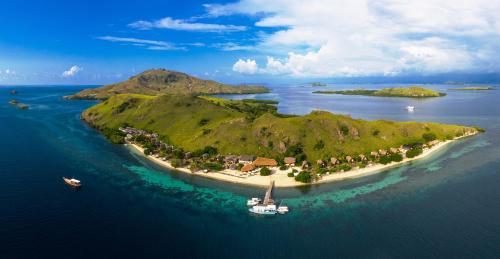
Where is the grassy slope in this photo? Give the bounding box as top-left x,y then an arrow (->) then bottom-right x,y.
83,94 -> 475,161
314,86 -> 445,97
68,69 -> 269,100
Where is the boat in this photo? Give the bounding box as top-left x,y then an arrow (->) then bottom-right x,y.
277,201 -> 289,214
249,204 -> 277,215
63,177 -> 81,188
247,197 -> 262,206
406,106 -> 415,112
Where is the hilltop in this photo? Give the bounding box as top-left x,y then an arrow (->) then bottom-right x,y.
82,93 -> 475,162
314,86 -> 445,98
66,69 -> 269,100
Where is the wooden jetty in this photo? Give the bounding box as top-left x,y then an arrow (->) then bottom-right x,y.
263,180 -> 275,205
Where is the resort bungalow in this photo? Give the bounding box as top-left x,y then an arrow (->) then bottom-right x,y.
238,155 -> 255,164
224,155 -> 238,164
317,159 -> 325,166
252,157 -> 278,167
345,156 -> 354,163
284,157 -> 296,166
390,147 -> 399,154
378,149 -> 388,156
359,154 -> 367,161
201,153 -> 210,160
330,157 -> 339,165
241,163 -> 256,173
370,151 -> 379,158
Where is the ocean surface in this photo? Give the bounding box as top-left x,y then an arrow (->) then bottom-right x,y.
1,84 -> 500,258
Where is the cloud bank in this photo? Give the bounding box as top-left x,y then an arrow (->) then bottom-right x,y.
129,17 -> 246,32
216,0 -> 500,77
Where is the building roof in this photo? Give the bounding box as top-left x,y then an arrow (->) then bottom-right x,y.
330,157 -> 338,164
284,157 -> 296,164
241,163 -> 255,172
238,155 -> 255,161
252,157 -> 278,167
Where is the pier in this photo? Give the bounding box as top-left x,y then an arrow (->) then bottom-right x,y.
263,180 -> 275,205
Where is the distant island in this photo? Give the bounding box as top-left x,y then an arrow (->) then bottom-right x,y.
8,99 -> 29,109
74,71 -> 481,187
310,82 -> 327,87
65,69 -> 269,100
448,86 -> 495,91
313,86 -> 446,98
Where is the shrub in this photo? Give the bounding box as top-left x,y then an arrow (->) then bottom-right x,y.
295,171 -> 312,183
198,118 -> 209,126
237,163 -> 244,170
406,148 -> 423,158
279,165 -> 288,170
340,124 -> 349,135
390,153 -> 403,162
260,167 -> 272,176
314,140 -> 325,150
170,158 -> 183,168
143,148 -> 151,156
379,156 -> 392,165
203,162 -> 223,171
372,129 -> 380,136
287,172 -> 294,177
422,132 -> 437,142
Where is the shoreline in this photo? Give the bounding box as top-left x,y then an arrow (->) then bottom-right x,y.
126,133 -> 475,188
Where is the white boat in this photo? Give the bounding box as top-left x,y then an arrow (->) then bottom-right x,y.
249,204 -> 277,215
247,197 -> 262,206
277,201 -> 289,214
406,106 -> 415,112
62,177 -> 81,188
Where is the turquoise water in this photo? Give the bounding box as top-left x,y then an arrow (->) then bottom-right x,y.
1,85 -> 500,258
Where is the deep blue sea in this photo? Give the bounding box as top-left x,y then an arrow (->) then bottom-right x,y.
1,84 -> 500,258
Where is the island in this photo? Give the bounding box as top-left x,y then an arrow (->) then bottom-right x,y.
448,86 -> 495,91
75,71 -> 481,187
313,86 -> 446,98
65,69 -> 269,100
8,99 -> 29,109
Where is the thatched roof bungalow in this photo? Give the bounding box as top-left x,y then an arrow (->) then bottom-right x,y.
252,157 -> 278,167
330,157 -> 339,165
284,157 -> 296,165
241,163 -> 256,173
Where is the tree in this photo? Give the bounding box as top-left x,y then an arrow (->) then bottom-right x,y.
287,172 -> 294,177
314,140 -> 325,150
260,167 -> 271,176
422,132 -> 437,142
295,171 -> 312,183
170,158 -> 183,168
406,148 -> 423,158
389,153 -> 403,162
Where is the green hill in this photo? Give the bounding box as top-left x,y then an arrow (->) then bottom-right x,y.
314,86 -> 445,98
66,69 -> 269,100
82,93 -> 476,162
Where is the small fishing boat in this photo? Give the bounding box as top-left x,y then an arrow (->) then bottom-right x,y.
63,177 -> 81,188
406,106 -> 415,112
247,197 -> 262,206
249,204 -> 277,215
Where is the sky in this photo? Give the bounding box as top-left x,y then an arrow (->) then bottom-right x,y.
1,0 -> 500,85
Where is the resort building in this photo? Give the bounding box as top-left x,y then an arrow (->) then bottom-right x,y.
252,157 -> 278,167
241,163 -> 256,173
359,154 -> 367,161
370,151 -> 379,158
378,149 -> 388,156
224,155 -> 238,164
345,156 -> 353,163
238,155 -> 255,164
390,147 -> 399,154
284,157 -> 296,166
330,157 -> 339,165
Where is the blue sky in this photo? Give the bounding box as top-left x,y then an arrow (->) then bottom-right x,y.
1,0 -> 500,84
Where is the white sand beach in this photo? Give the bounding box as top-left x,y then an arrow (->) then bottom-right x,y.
127,133 -> 475,188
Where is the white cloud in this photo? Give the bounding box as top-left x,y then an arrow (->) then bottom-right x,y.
62,66 -> 82,77
129,17 -> 246,32
97,36 -> 185,51
5,69 -> 15,75
215,0 -> 500,77
232,59 -> 259,74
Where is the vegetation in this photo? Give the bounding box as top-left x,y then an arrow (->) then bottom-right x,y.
260,167 -> 271,176
313,86 -> 445,98
422,132 -> 437,142
405,148 -> 423,158
295,171 -> 312,183
82,93 -> 477,162
287,172 -> 294,177
66,69 -> 269,100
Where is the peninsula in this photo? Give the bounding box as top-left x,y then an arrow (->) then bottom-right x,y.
448,86 -> 495,91
76,71 -> 481,187
313,86 -> 446,98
